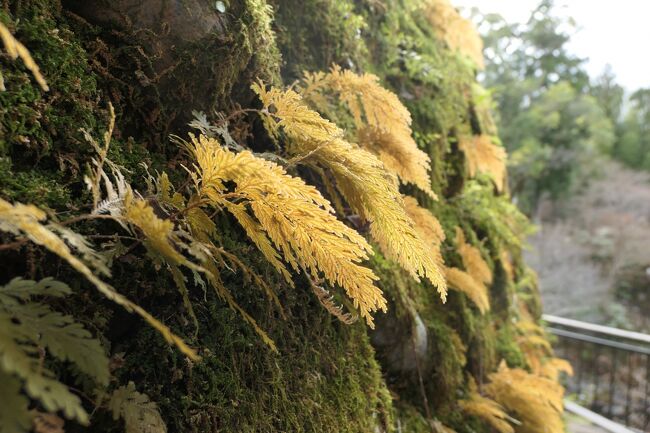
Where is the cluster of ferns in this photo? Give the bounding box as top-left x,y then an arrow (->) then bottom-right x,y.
0,6 -> 570,432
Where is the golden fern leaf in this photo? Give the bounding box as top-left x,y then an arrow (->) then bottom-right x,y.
459,379 -> 515,433
500,250 -> 515,282
0,198 -> 198,360
403,195 -> 445,261
422,0 -> 484,69
402,195 -> 446,279
458,135 -> 507,192
252,83 -> 448,300
186,135 -> 387,327
444,267 -> 489,314
540,358 -> 574,382
310,282 -> 357,325
0,22 -> 48,91
123,192 -> 199,269
485,362 -> 565,433
302,67 -> 437,199
358,126 -> 437,199
514,319 -> 563,375
326,65 -> 412,134
254,82 -> 342,143
456,227 -> 492,286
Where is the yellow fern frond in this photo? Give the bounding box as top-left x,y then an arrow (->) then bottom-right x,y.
253,82 -> 342,144
310,281 -> 358,325
0,198 -> 198,360
222,201 -> 294,284
422,0 -> 484,69
187,134 -> 388,326
456,227 -> 492,286
0,22 -> 48,91
458,135 -> 507,192
301,67 -> 437,199
445,267 -> 489,314
403,196 -> 445,247
459,380 -> 515,433
500,250 -> 515,282
514,319 -> 566,376
252,83 -> 447,300
403,195 -> 445,267
123,192 -> 197,269
485,362 -> 565,433
326,65 -> 411,134
358,126 -> 437,199
540,358 -> 574,382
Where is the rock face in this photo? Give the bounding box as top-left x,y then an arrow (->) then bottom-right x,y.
61,0 -> 280,144
0,1 -> 556,432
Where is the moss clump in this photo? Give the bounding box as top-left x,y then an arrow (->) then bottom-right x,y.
0,4 -> 102,159
494,324 -> 527,369
271,0 -> 368,82
108,244 -> 394,433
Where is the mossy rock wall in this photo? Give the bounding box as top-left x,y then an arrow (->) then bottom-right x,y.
1,1 -> 545,432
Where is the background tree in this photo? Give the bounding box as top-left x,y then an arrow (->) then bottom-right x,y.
477,0 -> 613,213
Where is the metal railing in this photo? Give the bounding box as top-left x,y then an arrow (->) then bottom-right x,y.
544,314 -> 650,432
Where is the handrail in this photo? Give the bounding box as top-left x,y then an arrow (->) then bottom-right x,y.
563,400 -> 635,433
542,314 -> 650,344
546,314 -> 650,431
547,327 -> 650,355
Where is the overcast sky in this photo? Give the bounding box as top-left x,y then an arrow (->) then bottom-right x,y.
453,0 -> 650,90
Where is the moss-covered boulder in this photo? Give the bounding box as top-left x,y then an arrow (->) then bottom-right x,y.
0,1 -> 567,432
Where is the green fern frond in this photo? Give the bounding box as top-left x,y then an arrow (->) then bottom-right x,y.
109,382 -> 167,433
0,198 -> 199,361
0,370 -> 32,433
0,278 -> 112,429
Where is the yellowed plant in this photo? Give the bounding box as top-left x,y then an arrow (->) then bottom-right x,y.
456,227 -> 492,285
253,82 -> 447,300
485,362 -> 565,433
458,135 -> 507,192
500,250 -> 515,282
0,198 -> 198,360
300,66 -> 437,199
444,267 -> 489,314
0,21 -> 48,91
459,379 -> 515,433
540,358 -> 574,382
514,319 -> 573,380
403,195 -> 445,267
421,0 -> 484,69
186,134 -> 387,327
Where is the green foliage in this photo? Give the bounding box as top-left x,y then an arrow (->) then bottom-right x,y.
477,1 -> 614,212
457,179 -> 533,251
0,278 -> 109,432
612,88 -> 650,170
109,382 -> 167,433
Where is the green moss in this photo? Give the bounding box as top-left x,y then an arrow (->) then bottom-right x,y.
0,5 -> 102,159
107,245 -> 394,433
271,0 -> 368,82
495,324 -> 527,369
0,157 -> 70,207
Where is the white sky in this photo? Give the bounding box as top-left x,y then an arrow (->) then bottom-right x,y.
453,0 -> 650,90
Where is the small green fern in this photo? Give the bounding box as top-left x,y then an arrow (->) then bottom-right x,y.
0,278 -> 110,432
109,382 -> 167,433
